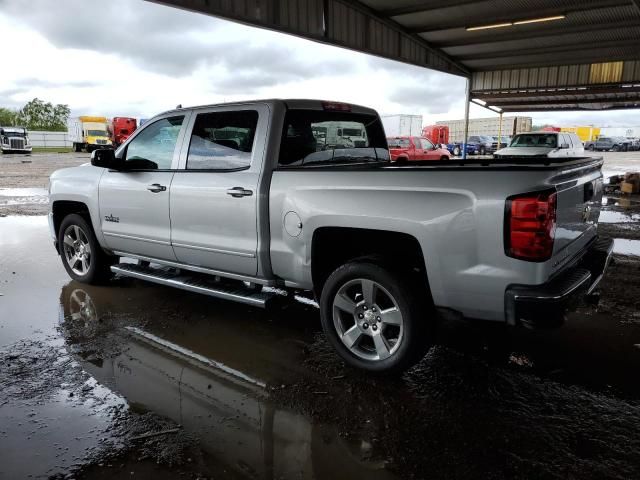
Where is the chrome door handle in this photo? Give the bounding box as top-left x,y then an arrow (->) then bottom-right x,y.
147,183 -> 167,193
226,187 -> 253,198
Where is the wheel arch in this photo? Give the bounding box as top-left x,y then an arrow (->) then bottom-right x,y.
310,227 -> 432,303
52,200 -> 92,247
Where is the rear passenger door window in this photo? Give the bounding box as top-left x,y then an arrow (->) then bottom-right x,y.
186,110 -> 259,170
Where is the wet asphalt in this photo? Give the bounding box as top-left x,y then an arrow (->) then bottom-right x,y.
1,153 -> 640,479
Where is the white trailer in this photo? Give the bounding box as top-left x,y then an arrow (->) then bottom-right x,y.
437,116 -> 532,143
381,114 -> 423,137
600,126 -> 640,138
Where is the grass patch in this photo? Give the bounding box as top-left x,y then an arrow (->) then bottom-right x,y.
30,147 -> 74,153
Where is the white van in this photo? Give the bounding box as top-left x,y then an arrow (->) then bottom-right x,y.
494,132 -> 584,158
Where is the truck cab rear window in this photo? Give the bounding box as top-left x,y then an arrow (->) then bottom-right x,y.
279,110 -> 388,167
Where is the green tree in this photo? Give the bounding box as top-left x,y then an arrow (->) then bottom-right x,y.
16,98 -> 70,132
0,107 -> 19,127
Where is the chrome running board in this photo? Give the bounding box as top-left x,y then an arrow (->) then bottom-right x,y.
111,263 -> 278,308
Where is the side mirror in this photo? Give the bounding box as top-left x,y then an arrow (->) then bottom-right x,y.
435,143 -> 442,149
91,149 -> 121,169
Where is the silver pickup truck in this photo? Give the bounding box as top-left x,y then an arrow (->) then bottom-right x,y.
49,99 -> 613,373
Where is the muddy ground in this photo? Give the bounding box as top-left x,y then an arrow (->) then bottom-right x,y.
0,152 -> 640,479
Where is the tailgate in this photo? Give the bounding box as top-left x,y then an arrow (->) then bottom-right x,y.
550,158 -> 603,270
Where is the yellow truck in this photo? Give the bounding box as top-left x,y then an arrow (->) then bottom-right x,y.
560,126 -> 601,143
67,116 -> 112,153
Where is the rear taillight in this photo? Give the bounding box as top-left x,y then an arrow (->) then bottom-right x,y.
505,191 -> 557,261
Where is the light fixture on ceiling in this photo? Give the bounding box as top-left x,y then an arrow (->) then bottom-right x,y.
513,15 -> 565,25
466,14 -> 565,31
466,22 -> 513,31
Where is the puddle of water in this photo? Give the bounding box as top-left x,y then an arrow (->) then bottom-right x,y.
0,388 -> 125,479
613,238 -> 640,256
2,214 -> 640,479
0,216 -> 67,346
599,210 -> 640,223
0,188 -> 49,197
0,188 -> 49,207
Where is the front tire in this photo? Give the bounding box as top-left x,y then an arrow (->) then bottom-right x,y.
453,146 -> 461,156
479,146 -> 486,155
319,262 -> 432,374
58,214 -> 115,284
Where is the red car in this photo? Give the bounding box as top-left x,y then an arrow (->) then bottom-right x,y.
387,136 -> 451,162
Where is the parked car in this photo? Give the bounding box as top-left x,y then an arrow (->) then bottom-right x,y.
0,126 -> 32,153
468,135 -> 495,155
494,132 -> 585,158
421,125 -> 477,157
447,142 -> 477,157
491,136 -> 510,150
49,99 -> 612,373
387,136 -> 451,162
584,136 -> 631,152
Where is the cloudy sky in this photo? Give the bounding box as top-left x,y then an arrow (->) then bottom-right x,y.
0,0 -> 637,127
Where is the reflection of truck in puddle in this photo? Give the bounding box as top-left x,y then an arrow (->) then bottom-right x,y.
60,284 -> 397,480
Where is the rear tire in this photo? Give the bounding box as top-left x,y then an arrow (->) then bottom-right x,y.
58,214 -> 116,284
612,145 -> 620,152
74,143 -> 82,153
319,261 -> 432,374
453,146 -> 461,156
479,146 -> 486,155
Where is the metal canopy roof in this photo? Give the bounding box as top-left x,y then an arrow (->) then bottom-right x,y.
150,0 -> 640,111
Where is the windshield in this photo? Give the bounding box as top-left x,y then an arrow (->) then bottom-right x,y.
510,134 -> 557,148
87,130 -> 108,137
387,138 -> 410,148
279,110 -> 389,167
342,128 -> 364,137
1,129 -> 26,137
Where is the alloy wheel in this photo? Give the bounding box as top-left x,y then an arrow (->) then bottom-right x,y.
62,224 -> 92,276
332,278 -> 404,361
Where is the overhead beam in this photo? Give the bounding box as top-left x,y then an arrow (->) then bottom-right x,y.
473,86 -> 640,100
458,39 -> 640,61
407,0 -> 629,33
490,97 -> 640,107
500,104 -> 640,111
433,19 -> 640,48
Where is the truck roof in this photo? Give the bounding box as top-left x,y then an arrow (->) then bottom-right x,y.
155,99 -> 379,119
